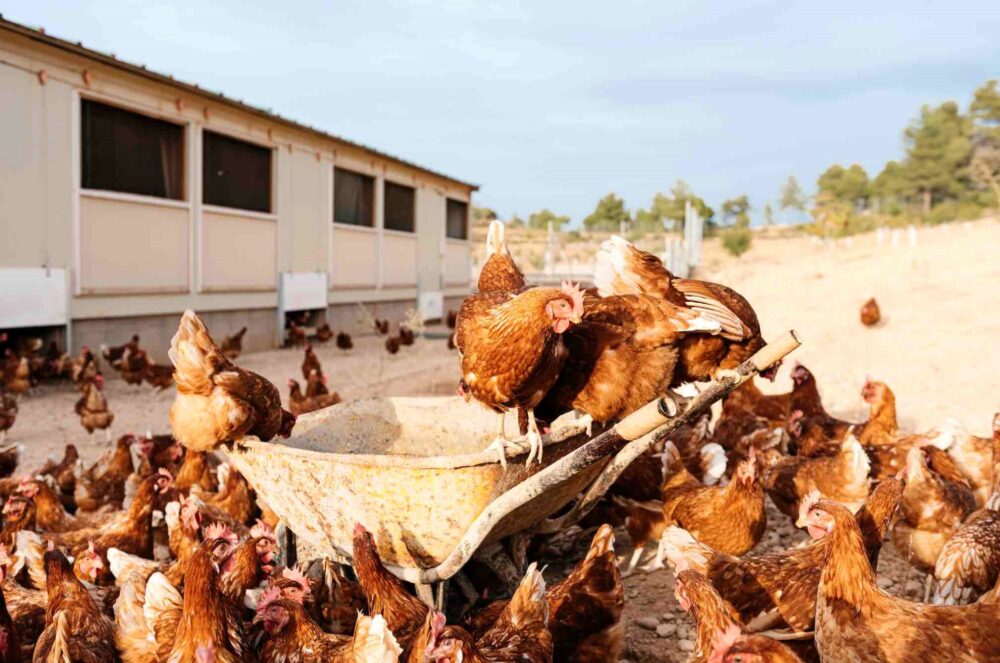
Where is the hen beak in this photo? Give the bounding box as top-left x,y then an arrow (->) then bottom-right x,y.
570,314 -> 583,325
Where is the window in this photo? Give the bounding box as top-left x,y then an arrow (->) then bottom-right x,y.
334,168 -> 375,227
203,131 -> 272,213
446,199 -> 469,239
384,181 -> 416,232
81,99 -> 184,200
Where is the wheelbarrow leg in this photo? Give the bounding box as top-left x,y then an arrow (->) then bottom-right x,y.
474,541 -> 523,594
275,520 -> 297,569
415,582 -> 435,608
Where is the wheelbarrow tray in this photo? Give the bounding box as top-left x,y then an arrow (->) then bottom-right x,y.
227,396 -> 599,569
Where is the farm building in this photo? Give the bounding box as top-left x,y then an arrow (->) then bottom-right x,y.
0,17 -> 477,356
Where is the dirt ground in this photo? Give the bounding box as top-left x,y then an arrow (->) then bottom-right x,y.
6,218 -> 999,662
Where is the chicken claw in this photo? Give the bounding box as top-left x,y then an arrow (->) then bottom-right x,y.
524,409 -> 544,465
485,435 -> 520,469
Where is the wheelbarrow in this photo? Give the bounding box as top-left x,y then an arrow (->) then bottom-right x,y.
226,331 -> 800,606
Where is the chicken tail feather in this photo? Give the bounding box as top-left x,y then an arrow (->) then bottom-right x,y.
658,526 -> 711,574
486,219 -> 509,257
507,562 -> 548,629
168,310 -> 222,395
49,610 -> 73,663
352,613 -> 403,663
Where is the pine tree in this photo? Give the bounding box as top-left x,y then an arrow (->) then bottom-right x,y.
903,101 -> 973,213
779,175 -> 807,221
583,193 -> 630,232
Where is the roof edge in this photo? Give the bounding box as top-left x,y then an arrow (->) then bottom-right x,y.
0,15 -> 479,192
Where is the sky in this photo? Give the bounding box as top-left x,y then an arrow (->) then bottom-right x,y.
5,1 -> 999,226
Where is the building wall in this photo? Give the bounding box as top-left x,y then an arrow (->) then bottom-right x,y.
0,29 -> 473,346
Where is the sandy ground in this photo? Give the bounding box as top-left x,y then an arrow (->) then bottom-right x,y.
5,218 -> 1000,662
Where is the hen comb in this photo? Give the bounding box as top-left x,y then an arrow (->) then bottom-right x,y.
251,519 -> 275,541
281,567 -> 312,595
560,280 -> 586,317
203,522 -> 237,545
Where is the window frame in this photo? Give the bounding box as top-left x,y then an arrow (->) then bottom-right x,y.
201,128 -> 275,215
445,198 -> 470,240
79,96 -> 188,203
332,166 -> 376,229
382,180 -> 417,234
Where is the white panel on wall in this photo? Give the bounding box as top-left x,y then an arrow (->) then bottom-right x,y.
418,291 -> 444,321
0,268 -> 67,328
280,272 -> 328,312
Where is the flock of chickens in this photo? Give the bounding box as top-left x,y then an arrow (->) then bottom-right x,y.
0,215 -> 996,662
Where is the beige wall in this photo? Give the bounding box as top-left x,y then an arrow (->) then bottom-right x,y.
78,194 -> 189,294
201,209 -> 277,292
0,59 -> 74,270
0,29 -> 473,331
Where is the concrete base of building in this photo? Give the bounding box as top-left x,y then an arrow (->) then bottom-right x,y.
71,308 -> 277,362
64,293 -> 471,364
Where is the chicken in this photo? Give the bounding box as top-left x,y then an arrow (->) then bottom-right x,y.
930,418 -> 1000,604
120,348 -> 148,387
860,296 -> 881,326
893,446 -> 977,574
219,327 -> 247,360
288,379 -> 342,417
75,375 -> 114,442
196,464 -> 255,527
74,434 -> 136,512
0,497 -> 35,550
455,262 -> 584,465
315,323 -> 334,344
174,451 -> 218,495
169,310 -> 295,452
37,444 -> 79,511
0,445 -> 17,481
286,321 -> 307,348
167,537 -> 256,663
658,477 -> 904,632
398,326 -> 415,347
944,415 -> 997,506
1,357 -> 29,398
301,345 -> 322,382
375,320 -> 390,336
708,624 -> 804,663
304,369 -> 329,398
673,567 -> 742,663
534,285 -> 724,431
721,377 -> 793,425
33,548 -> 117,663
101,335 -> 139,371
455,220 -> 587,465
0,545 -> 45,656
430,563 -> 551,663
351,524 -> 427,653
46,469 -> 174,562
255,596 -> 400,663
71,348 -> 101,390
807,499 -> 1000,662
384,337 -> 401,355
136,435 -> 183,477
144,358 -> 175,391
0,583 -> 22,663
0,393 -> 16,446
219,527 -> 275,605
310,559 -> 368,636
16,480 -> 78,533
764,434 -> 871,521
590,236 -> 776,385
446,310 -> 458,329
335,332 -> 353,351
661,444 -> 767,557
461,524 -> 623,662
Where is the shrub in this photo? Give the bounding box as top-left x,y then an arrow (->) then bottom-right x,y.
722,226 -> 752,257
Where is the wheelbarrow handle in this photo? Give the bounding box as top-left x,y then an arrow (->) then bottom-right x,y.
413,330 -> 801,582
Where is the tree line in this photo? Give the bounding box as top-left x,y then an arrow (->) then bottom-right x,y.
811,79 -> 1000,236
